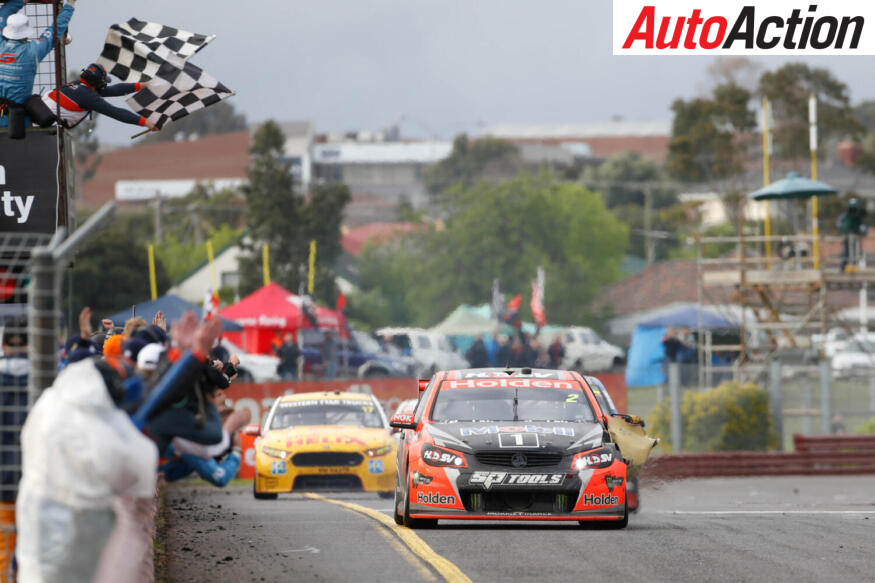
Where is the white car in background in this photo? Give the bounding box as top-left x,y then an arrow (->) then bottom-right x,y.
375,327 -> 469,376
540,326 -> 625,372
830,339 -> 875,377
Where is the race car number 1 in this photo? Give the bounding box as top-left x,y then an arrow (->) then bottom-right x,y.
498,433 -> 539,448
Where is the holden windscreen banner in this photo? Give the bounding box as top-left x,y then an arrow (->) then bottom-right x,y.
613,1 -> 875,55
0,131 -> 59,234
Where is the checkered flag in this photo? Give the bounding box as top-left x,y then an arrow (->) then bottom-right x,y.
126,60 -> 234,130
96,18 -> 215,83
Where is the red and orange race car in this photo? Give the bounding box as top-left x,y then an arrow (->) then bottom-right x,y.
390,368 -> 629,528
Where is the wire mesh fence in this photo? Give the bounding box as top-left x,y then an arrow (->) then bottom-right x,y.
27,2 -> 67,94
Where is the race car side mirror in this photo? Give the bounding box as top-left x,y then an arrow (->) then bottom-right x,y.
242,424 -> 261,436
389,413 -> 417,430
418,378 -> 429,393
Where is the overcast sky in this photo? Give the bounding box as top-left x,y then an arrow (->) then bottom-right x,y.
64,0 -> 875,146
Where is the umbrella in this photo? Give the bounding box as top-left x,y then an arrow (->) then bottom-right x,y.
748,172 -> 838,201
638,307 -> 735,329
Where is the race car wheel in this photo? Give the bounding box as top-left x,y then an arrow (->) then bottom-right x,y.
253,482 -> 278,500
393,475 -> 404,525
402,471 -> 437,529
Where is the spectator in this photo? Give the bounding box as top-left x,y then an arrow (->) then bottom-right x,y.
322,330 -> 338,379
159,389 -> 249,487
36,63 -> 158,130
495,334 -> 512,367
521,334 -> 538,367
838,198 -> 868,272
509,338 -> 526,367
274,332 -> 299,381
16,357 -> 158,583
381,334 -> 401,356
662,327 -> 683,363
465,335 -> 490,368
0,319 -> 27,507
0,0 -> 75,127
547,336 -> 565,369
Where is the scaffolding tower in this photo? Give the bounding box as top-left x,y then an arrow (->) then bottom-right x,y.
696,233 -> 875,385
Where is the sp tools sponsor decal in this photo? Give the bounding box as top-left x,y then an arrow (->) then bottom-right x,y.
469,471 -> 565,490
614,1 -> 873,55
459,425 -> 575,437
582,493 -> 619,506
417,491 -> 456,506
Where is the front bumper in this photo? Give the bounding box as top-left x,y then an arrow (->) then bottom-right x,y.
407,462 -> 627,520
255,451 -> 396,493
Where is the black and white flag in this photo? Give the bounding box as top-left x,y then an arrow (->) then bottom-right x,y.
126,61 -> 234,130
96,18 -> 214,83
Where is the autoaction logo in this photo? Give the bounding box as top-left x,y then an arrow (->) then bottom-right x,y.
469,471 -> 565,490
417,491 -> 456,505
613,1 -> 875,55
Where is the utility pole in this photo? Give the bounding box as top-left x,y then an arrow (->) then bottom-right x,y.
644,185 -> 655,265
190,203 -> 204,245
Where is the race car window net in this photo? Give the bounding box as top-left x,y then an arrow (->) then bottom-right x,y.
430,387 -> 596,423
270,403 -> 384,429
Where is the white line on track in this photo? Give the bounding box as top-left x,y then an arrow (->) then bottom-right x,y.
660,510 -> 875,515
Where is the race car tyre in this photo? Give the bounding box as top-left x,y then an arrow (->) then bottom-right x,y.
393,475 -> 405,525
253,483 -> 278,500
580,500 -> 628,529
402,470 -> 437,529
378,491 -> 394,499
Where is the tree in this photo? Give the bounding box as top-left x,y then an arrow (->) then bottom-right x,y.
423,134 -> 521,197
162,183 -> 246,245
759,63 -> 862,162
67,213 -> 170,316
666,82 -> 756,185
238,121 -> 350,302
354,172 -> 628,327
581,152 -> 676,209
137,101 -> 247,145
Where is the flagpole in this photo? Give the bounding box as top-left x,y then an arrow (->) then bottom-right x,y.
308,240 -> 316,295
809,94 -> 820,270
262,243 -> 270,286
147,244 -> 158,300
206,240 -> 218,292
762,98 -> 772,268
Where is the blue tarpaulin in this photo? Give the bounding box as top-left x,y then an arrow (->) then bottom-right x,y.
625,326 -> 667,387
105,295 -> 242,331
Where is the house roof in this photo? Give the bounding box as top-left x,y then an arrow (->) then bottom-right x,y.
340,222 -> 420,256
79,130 -> 250,207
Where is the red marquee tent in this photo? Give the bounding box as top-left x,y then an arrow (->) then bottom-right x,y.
219,283 -> 343,354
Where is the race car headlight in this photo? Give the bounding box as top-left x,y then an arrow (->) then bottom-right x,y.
572,448 -> 615,470
261,446 -> 289,459
422,444 -> 467,468
365,444 -> 394,457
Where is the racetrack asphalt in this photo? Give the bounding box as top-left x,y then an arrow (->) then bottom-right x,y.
165,476 -> 875,582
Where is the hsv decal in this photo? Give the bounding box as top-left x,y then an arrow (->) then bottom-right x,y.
459,425 -> 575,437
460,371 -> 564,379
469,472 -> 565,490
575,452 -> 614,468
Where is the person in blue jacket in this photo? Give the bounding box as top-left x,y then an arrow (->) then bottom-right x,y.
159,441 -> 242,488
0,0 -> 76,124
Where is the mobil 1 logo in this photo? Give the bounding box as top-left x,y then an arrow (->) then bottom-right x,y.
0,132 -> 60,234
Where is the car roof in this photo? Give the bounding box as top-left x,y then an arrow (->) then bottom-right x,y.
278,391 -> 372,403
440,367 -> 580,380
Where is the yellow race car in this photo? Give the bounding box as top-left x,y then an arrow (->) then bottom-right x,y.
253,391 -> 397,499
